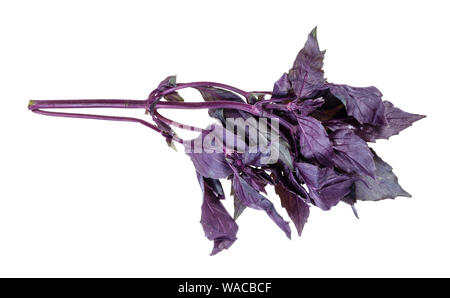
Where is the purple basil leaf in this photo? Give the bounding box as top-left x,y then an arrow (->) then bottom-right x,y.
197,172 -> 238,255
328,84 -> 387,126
270,166 -> 310,203
255,135 -> 294,171
187,150 -> 232,179
156,75 -> 177,91
195,86 -> 245,123
296,162 -> 354,210
288,27 -> 326,99
297,97 -> 325,116
324,118 -> 357,132
353,150 -> 411,201
296,115 -> 334,166
275,181 -> 310,237
149,75 -> 180,113
330,129 -> 376,178
185,125 -> 234,179
326,101 -> 425,142
356,101 -> 426,142
240,170 -> 272,195
195,86 -> 244,103
152,116 -> 177,149
208,178 -> 226,200
283,98 -> 324,115
226,115 -> 294,170
163,92 -> 184,102
232,187 -> 247,220
155,75 -> 184,102
226,152 -> 274,194
240,146 -> 270,167
272,73 -> 291,98
380,101 -> 425,136
213,108 -> 253,127
232,174 -> 291,238
285,170 -> 310,201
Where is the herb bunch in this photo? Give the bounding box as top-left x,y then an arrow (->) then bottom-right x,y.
28,28 -> 424,255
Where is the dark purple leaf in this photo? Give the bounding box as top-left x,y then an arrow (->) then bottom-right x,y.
271,166 -> 310,202
273,168 -> 311,204
208,178 -> 226,200
328,84 -> 387,126
296,162 -> 354,210
275,181 -> 310,237
353,151 -> 411,201
185,125 -> 235,179
232,174 -> 291,238
324,118 -> 358,132
212,108 -> 253,127
197,173 -> 238,255
225,115 -> 294,170
187,151 -> 232,179
288,27 -> 326,98
195,86 -> 245,123
242,168 -> 273,194
227,154 -> 271,195
330,129 -> 376,178
297,97 -> 325,116
356,101 -> 425,142
381,101 -> 425,135
164,92 -> 184,102
232,186 -> 247,220
296,115 -> 334,166
157,75 -> 184,102
195,86 -> 244,103
272,73 -> 291,98
285,170 -> 310,201
283,98 -> 325,115
325,101 -> 425,142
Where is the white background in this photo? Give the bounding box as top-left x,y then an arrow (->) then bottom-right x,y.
0,0 -> 449,277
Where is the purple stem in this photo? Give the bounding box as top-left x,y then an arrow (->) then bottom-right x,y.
29,99 -> 256,114
28,99 -> 259,142
32,109 -> 160,133
161,81 -> 250,98
262,103 -> 289,110
28,82 -> 296,141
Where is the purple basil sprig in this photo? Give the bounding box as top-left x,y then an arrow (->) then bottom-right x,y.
28,28 -> 425,255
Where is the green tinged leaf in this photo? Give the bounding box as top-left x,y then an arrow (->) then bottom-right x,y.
164,92 -> 184,102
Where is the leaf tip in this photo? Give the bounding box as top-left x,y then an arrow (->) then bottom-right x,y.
167,140 -> 178,152
402,190 -> 412,198
311,26 -> 318,38
351,204 -> 360,219
285,225 -> 292,239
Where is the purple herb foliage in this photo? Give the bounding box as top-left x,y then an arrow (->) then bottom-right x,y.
28,28 -> 425,255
